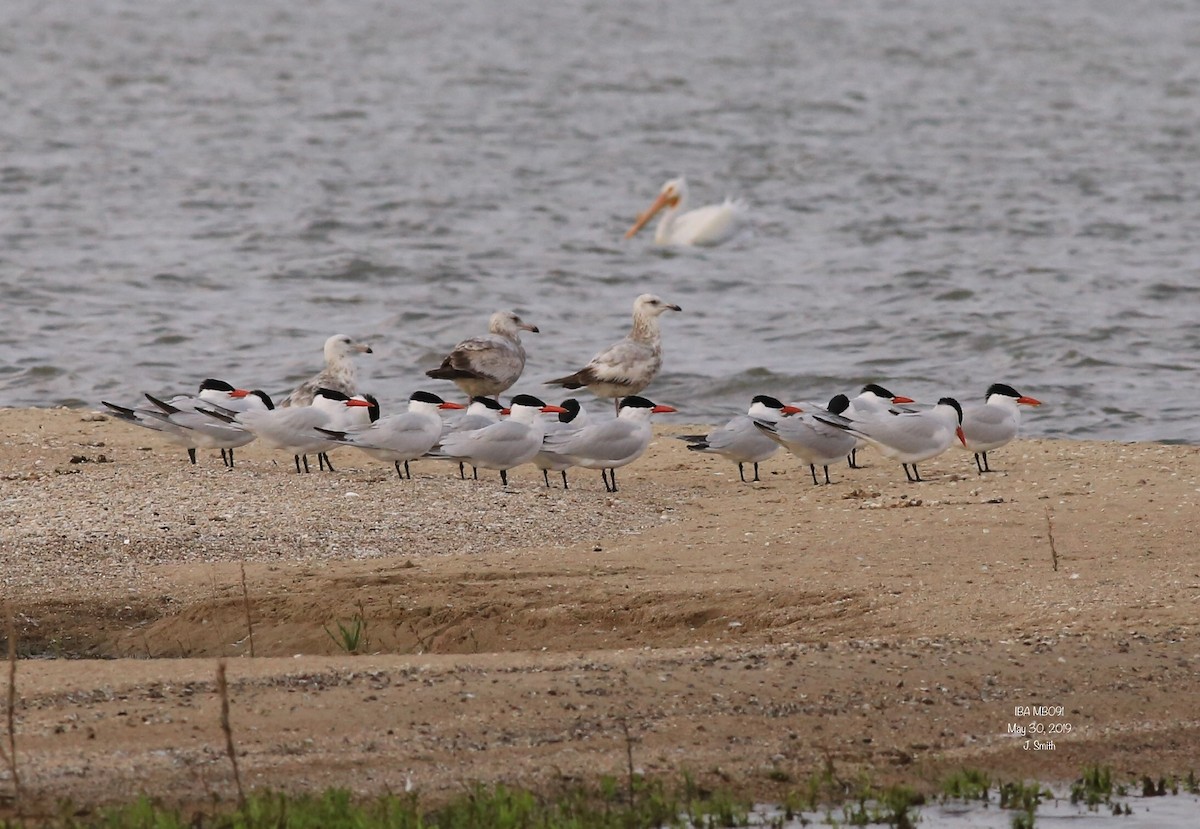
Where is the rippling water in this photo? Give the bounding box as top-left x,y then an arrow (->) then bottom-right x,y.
3,0 -> 1199,442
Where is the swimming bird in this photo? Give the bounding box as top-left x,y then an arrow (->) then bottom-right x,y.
755,394 -> 857,485
540,396 -> 676,493
817,397 -> 966,483
624,177 -> 747,247
546,294 -> 681,413
430,394 -> 566,486
959,383 -> 1042,473
281,334 -> 374,408
203,387 -> 374,473
677,395 -> 802,483
845,383 -> 916,468
533,398 -> 587,489
101,379 -> 266,466
426,310 -> 539,401
317,390 -> 464,479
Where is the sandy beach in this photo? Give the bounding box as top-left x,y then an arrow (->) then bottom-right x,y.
1,406 -> 1197,812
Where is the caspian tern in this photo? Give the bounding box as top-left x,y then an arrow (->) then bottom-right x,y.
435,395 -> 506,479
755,394 -> 857,485
533,398 -> 587,489
281,334 -> 373,408
845,383 -> 916,469
141,387 -> 274,468
817,397 -> 966,483
101,379 -> 266,466
624,177 -> 747,247
959,383 -> 1042,473
430,394 -> 566,486
546,294 -> 681,413
540,396 -> 676,493
677,395 -> 802,483
317,390 -> 465,479
426,310 -> 539,401
203,387 -> 375,473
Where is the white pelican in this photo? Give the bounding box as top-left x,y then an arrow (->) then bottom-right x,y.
624,177 -> 747,247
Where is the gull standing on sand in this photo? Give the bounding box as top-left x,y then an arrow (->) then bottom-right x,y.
959,383 -> 1042,473
203,387 -> 375,473
102,379 -> 270,467
677,395 -> 802,483
755,395 -> 858,485
540,396 -> 676,493
533,398 -> 587,489
281,334 -> 374,408
817,397 -> 966,483
624,177 -> 747,247
546,294 -> 681,413
429,394 -> 566,486
426,310 -> 539,401
317,390 -> 465,479
844,383 -> 916,468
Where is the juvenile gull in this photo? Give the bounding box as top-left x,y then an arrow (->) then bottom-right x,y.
281,334 -> 373,408
625,177 -> 747,247
426,310 -> 538,401
546,293 -> 681,413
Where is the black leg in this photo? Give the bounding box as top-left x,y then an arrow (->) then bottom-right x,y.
542,469 -> 551,488
294,454 -> 301,474
458,461 -> 466,480
394,460 -> 404,479
809,464 -> 819,486
187,447 -> 197,465
561,470 -> 569,489
319,452 -> 335,472
752,462 -> 761,482
903,463 -> 916,483
737,463 -> 747,483
404,460 -> 412,479
472,466 -> 479,480
822,465 -> 832,485
500,469 -> 508,486
848,448 -> 859,469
